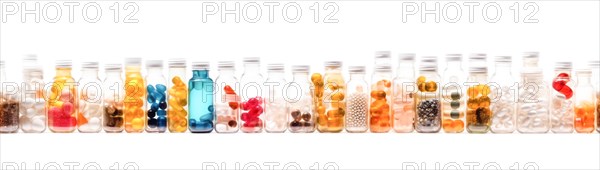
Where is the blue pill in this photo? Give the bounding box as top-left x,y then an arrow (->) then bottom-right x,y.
147,85 -> 155,93
189,119 -> 197,127
147,95 -> 156,103
147,110 -> 156,118
199,114 -> 213,121
153,92 -> 163,101
157,117 -> 167,127
156,84 -> 167,92
207,105 -> 214,112
157,110 -> 166,116
159,101 -> 167,110
148,118 -> 157,128
150,103 -> 158,111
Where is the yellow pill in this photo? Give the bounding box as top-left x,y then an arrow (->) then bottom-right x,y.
131,118 -> 144,130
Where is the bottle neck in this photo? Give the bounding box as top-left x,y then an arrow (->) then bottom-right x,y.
125,66 -> 141,74
105,70 -> 122,79
445,61 -> 462,71
350,73 -> 365,80
81,69 -> 99,78
397,63 -> 415,78
577,73 -> 591,84
325,67 -> 342,74
292,72 -> 309,82
147,67 -> 163,76
494,62 -> 512,75
268,72 -> 284,79
244,64 -> 260,74
219,69 -> 235,77
56,68 -> 72,77
193,70 -> 210,79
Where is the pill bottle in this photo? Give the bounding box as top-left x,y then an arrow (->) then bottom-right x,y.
392,53 -> 416,133
288,65 -> 315,133
441,54 -> 466,133
78,61 -> 103,133
103,63 -> 125,133
214,61 -> 239,133
415,56 -> 441,133
490,56 -> 517,133
263,63 -> 288,133
145,60 -> 167,133
188,62 -> 214,133
550,61 -> 574,133
346,66 -> 369,133
167,58 -> 188,133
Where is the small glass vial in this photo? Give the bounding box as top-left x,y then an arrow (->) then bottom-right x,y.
370,61 -> 392,132
288,65 -> 315,133
124,58 -> 146,133
167,58 -> 188,133
318,61 -> 346,133
415,56 -> 441,133
590,61 -> 600,132
77,62 -> 103,133
48,60 -> 78,133
1,60 -> 20,133
490,56 -> 517,133
441,54 -> 466,133
264,63 -> 288,133
239,57 -> 265,133
103,63 -> 125,133
517,52 -> 550,133
392,54 -> 416,133
345,66 -> 369,133
145,60 -> 168,133
573,69 -> 595,133
550,62 -> 574,133
20,56 -> 47,133
466,54 -> 491,133
188,62 -> 214,133
214,61 -> 239,133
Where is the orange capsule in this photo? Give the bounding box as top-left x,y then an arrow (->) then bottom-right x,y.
417,76 -> 426,84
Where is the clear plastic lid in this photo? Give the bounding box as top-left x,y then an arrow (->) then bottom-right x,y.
267,63 -> 284,72
349,66 -> 366,74
554,61 -> 572,71
375,51 -> 391,66
446,54 -> 462,62
292,65 -> 310,73
125,57 -> 142,66
82,61 -> 99,69
169,58 -> 186,68
55,60 -> 72,68
105,63 -> 122,71
419,56 -> 438,72
146,60 -> 163,68
192,62 -> 210,70
398,53 -> 416,61
218,61 -> 235,70
243,57 -> 260,65
494,56 -> 512,63
325,61 -> 342,68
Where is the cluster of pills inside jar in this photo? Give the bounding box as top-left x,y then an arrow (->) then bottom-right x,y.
240,97 -> 264,132
0,98 -> 20,133
48,87 -> 77,130
190,105 -> 214,131
265,100 -> 287,132
392,86 -> 415,132
574,101 -> 595,132
78,91 -> 103,132
319,71 -> 346,132
311,73 -> 327,129
550,72 -> 574,132
215,85 -> 239,132
346,91 -> 368,130
491,86 -> 515,132
20,94 -> 46,133
167,76 -> 188,132
597,92 -> 600,132
517,87 -> 549,133
466,85 -> 492,132
104,99 -> 123,132
442,91 -> 464,133
415,76 -> 440,129
370,80 -> 391,132
146,84 -> 167,131
124,59 -> 146,132
289,109 -> 313,131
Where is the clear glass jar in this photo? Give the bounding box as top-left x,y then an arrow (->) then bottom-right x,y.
490,56 -> 517,133
77,62 -> 103,133
573,69 -> 595,133
1,60 -> 20,133
415,56 -> 441,133
591,61 -> 600,132
47,60 -> 78,133
239,57 -> 265,133
124,58 -> 146,133
346,66 -> 369,133
103,63 -> 125,133
145,60 -> 168,133
317,61 -> 345,133
214,61 -> 239,133
167,58 -> 188,133
288,65 -> 315,133
550,62 -> 574,133
189,62 -> 214,133
517,52 -> 550,133
370,64 -> 392,133
441,54 -> 465,133
20,56 -> 47,133
466,54 -> 491,133
264,63 -> 288,133
392,54 -> 416,133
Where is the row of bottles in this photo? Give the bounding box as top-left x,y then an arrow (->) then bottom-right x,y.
1,53 -> 599,133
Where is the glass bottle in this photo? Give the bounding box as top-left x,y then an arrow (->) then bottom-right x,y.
167,58 -> 188,133
189,62 -> 214,133
441,54 -> 466,133
573,69 -> 595,133
392,53 -> 416,133
345,66 -> 369,133
77,62 -> 103,133
47,60 -> 78,133
371,63 -> 392,133
591,61 -> 600,132
517,52 -> 550,133
317,61 -> 346,133
0,60 -> 20,133
490,56 -> 517,133
415,56 -> 441,133
288,65 -> 315,133
264,63 -> 288,133
214,61 -> 239,133
20,56 -> 47,133
550,62 -> 574,133
466,54 -> 491,133
239,57 -> 265,133
145,60 -> 168,133
103,63 -> 125,133
124,58 -> 146,133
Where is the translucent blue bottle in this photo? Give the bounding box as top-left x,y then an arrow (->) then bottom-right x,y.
188,62 -> 215,133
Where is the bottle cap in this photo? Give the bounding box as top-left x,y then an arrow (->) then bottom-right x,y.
169,58 -> 186,68
292,65 -> 310,73
105,63 -> 122,71
56,60 -> 72,68
495,56 -> 512,63
576,69 -> 592,75
146,60 -> 163,68
349,66 -> 366,74
375,65 -> 392,72
324,61 -> 342,68
446,54 -> 462,61
375,51 -> 391,59
0,60 -> 4,68
554,61 -> 572,70
268,63 -> 284,72
218,61 -> 235,70
192,62 -> 210,70
82,61 -> 99,69
243,57 -> 260,64
589,60 -> 600,69
523,52 -> 539,59
419,56 -> 438,72
469,53 -> 487,61
125,57 -> 142,66
398,53 -> 415,61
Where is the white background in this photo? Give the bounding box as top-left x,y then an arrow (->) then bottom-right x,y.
1,1 -> 599,170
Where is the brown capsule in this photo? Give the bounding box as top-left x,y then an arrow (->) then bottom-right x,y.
291,110 -> 301,120
301,113 -> 312,121
228,120 -> 237,127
